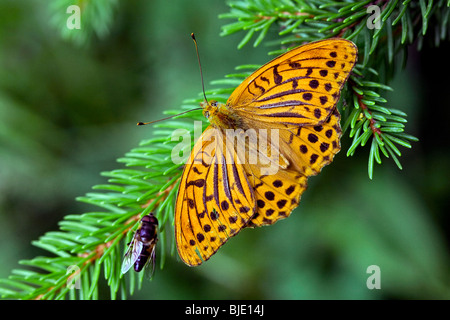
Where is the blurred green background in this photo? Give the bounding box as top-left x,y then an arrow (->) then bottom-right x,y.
0,0 -> 448,299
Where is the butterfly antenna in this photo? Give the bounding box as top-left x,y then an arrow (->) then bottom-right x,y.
191,33 -> 208,104
137,107 -> 202,126
137,33 -> 207,126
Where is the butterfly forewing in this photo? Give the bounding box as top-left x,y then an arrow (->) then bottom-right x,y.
175,126 -> 256,266
230,39 -> 357,128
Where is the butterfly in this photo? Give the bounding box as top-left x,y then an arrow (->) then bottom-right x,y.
175,38 -> 358,266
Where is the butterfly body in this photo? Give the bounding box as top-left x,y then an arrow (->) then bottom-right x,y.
176,38 -> 358,266
202,100 -> 243,129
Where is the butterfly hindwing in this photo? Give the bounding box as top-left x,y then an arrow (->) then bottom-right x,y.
245,164 -> 308,228
279,107 -> 342,177
245,108 -> 342,227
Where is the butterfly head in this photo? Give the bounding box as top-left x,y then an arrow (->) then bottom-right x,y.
201,100 -> 238,129
201,100 -> 219,119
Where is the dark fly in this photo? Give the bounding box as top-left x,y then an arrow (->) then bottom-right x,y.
121,213 -> 158,276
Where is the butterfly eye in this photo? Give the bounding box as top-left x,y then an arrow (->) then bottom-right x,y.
210,101 -> 217,107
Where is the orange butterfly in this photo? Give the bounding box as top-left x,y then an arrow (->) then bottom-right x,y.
175,38 -> 358,266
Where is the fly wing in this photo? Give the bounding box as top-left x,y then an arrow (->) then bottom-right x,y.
121,238 -> 143,274
143,239 -> 158,279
